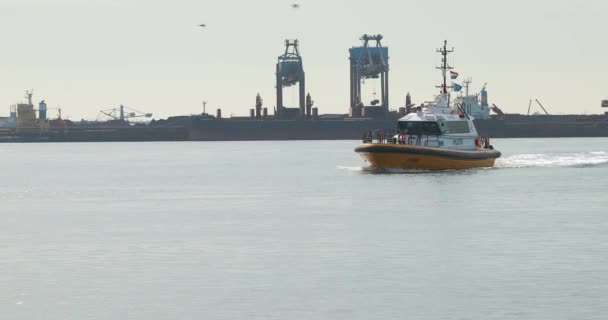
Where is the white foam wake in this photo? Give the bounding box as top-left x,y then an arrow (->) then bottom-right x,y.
496,151 -> 608,168
336,165 -> 364,172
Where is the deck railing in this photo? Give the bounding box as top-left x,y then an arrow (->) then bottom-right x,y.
362,130 -> 494,149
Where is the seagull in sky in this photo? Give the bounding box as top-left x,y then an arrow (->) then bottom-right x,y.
291,4 -> 300,9
199,24 -> 206,28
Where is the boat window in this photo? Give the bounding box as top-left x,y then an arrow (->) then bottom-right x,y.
443,121 -> 470,134
398,121 -> 442,135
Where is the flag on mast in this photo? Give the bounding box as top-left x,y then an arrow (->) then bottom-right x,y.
453,83 -> 462,92
450,71 -> 459,79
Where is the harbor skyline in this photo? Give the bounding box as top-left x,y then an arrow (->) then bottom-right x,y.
0,0 -> 606,120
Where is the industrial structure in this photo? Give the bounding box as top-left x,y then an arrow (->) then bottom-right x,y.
12,91 -> 50,135
349,34 -> 389,119
306,93 -> 315,120
97,105 -> 153,122
2,36 -> 608,142
276,39 -> 306,119
255,93 -> 265,119
0,91 -> 186,142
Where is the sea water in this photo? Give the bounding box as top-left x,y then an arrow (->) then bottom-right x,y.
1,138 -> 607,320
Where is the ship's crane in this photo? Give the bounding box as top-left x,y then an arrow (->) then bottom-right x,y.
491,104 -> 505,117
46,107 -> 63,119
276,39 -> 306,119
349,34 -> 389,118
527,99 -> 550,116
535,99 -> 550,115
97,105 -> 153,122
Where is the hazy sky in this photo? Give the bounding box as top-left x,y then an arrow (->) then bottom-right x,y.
0,0 -> 607,120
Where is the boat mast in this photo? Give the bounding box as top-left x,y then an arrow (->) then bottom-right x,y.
436,41 -> 454,101
463,78 -> 472,97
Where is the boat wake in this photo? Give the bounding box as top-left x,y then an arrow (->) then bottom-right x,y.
336,165 -> 364,172
496,151 -> 608,169
340,151 -> 608,173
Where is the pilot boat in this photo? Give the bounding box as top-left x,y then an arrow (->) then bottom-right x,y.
355,41 -> 501,170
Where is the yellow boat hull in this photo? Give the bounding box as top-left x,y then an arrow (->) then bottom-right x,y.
355,143 -> 500,170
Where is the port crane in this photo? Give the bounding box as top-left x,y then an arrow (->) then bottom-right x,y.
349,34 -> 389,118
276,39 -> 306,119
97,105 -> 152,122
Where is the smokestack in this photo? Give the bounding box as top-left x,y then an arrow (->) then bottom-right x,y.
405,92 -> 413,114
216,109 -> 222,119
38,100 -> 47,120
306,93 -> 313,120
255,93 -> 263,119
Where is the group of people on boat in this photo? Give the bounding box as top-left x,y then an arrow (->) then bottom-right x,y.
363,129 -> 494,149
475,137 -> 494,149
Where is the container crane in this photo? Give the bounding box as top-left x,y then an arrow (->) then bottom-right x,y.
349,34 -> 389,118
276,39 -> 306,119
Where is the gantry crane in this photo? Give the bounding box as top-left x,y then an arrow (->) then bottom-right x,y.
276,39 -> 306,119
349,34 -> 389,118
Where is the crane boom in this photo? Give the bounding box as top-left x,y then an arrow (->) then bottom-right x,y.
535,99 -> 550,115
97,105 -> 153,122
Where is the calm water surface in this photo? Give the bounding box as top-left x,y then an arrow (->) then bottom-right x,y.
1,138 -> 608,320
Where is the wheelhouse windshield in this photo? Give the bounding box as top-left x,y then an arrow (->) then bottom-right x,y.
398,121 -> 442,135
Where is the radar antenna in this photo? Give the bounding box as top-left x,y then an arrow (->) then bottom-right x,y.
25,90 -> 34,106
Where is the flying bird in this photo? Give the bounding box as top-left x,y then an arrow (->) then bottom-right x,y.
291,4 -> 300,9
199,24 -> 206,27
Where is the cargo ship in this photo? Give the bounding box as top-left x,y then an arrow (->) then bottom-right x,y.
3,95 -> 606,143
0,91 -> 188,142
152,92 -> 608,141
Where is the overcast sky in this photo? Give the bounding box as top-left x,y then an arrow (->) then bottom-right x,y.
0,0 -> 606,120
